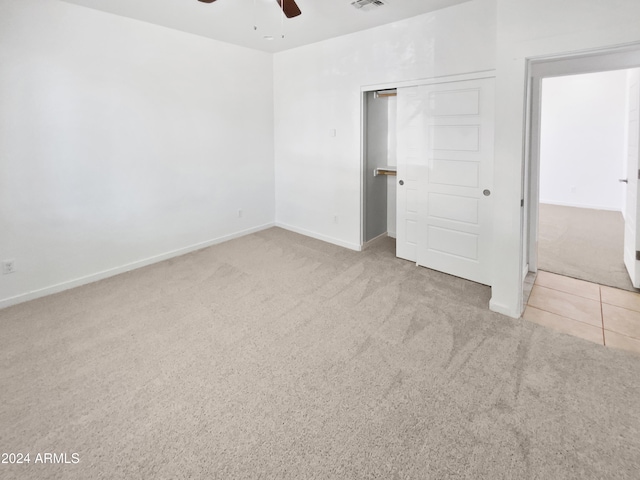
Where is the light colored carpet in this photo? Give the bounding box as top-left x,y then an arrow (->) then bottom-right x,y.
1,227 -> 640,479
538,203 -> 639,292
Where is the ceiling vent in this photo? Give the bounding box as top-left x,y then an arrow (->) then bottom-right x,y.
351,0 -> 386,12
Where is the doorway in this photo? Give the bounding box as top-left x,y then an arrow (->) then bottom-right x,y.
537,70 -> 633,290
362,89 -> 397,245
523,45 -> 640,309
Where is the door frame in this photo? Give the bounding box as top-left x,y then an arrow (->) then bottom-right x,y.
359,70 -> 496,248
522,44 -> 640,301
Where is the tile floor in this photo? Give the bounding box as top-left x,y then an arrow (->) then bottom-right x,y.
523,270 -> 640,355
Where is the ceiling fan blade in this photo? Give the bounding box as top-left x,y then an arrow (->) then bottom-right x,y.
276,0 -> 302,18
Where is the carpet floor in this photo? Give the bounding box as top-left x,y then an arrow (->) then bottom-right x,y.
538,203 -> 638,292
1,227 -> 640,479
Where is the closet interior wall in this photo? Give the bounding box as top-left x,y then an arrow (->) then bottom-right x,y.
364,91 -> 397,243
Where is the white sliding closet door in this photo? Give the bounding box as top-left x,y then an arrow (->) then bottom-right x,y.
396,77 -> 495,285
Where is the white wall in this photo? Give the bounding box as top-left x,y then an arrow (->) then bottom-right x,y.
492,0 -> 640,317
273,0 -> 496,250
0,0 -> 275,307
539,70 -> 629,211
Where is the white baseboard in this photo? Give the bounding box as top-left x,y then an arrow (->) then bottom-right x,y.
361,232 -> 388,250
0,222 -> 275,310
489,298 -> 523,319
539,200 -> 622,212
365,232 -> 388,244
275,223 -> 361,252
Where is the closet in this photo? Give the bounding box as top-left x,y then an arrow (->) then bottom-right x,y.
363,89 -> 397,243
363,75 -> 495,286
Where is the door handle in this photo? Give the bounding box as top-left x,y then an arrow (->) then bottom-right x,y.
399,180 -> 404,186
619,178 -> 628,183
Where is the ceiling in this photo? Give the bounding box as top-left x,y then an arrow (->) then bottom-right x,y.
61,0 -> 472,53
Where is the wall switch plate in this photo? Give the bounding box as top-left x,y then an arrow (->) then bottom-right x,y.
238,209 -> 243,218
2,260 -> 15,275
333,215 -> 339,224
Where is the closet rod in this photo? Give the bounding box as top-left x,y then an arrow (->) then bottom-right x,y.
374,167 -> 397,177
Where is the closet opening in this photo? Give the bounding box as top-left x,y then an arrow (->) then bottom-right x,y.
362,89 -> 397,246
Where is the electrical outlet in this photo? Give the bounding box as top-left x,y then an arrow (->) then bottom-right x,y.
2,260 -> 15,275
570,186 -> 577,194
238,209 -> 243,218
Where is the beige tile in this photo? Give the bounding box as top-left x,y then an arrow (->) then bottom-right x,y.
534,271 -> 601,301
604,330 -> 640,355
527,285 -> 602,327
600,285 -> 640,313
602,303 -> 640,339
523,306 -> 604,345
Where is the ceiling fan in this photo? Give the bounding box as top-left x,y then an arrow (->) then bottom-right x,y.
197,0 -> 302,19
